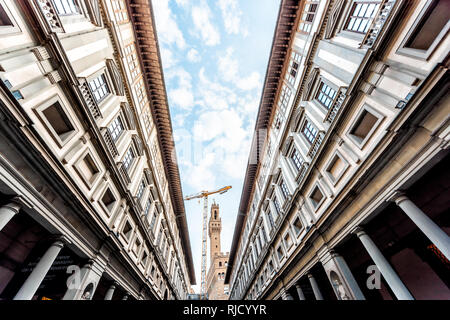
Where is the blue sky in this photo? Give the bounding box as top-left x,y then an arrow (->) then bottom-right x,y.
152,0 -> 280,292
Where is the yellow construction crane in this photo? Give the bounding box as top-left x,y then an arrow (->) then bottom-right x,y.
184,185 -> 232,296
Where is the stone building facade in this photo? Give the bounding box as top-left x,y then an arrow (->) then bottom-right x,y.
206,203 -> 230,300
225,0 -> 449,300
0,0 -> 195,300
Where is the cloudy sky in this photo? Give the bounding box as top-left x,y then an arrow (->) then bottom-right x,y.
152,0 -> 280,292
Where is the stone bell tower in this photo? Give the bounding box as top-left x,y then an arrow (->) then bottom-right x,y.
208,201 -> 222,261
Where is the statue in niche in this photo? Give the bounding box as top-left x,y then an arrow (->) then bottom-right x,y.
330,271 -> 350,300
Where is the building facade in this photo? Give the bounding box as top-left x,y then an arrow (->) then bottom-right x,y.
225,0 -> 449,300
0,0 -> 195,300
206,202 -> 230,300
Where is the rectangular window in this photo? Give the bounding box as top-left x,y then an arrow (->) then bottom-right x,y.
144,198 -> 152,216
284,232 -> 293,249
344,1 -> 380,34
273,197 -> 281,216
266,209 -> 275,229
279,179 -> 289,199
108,116 -> 124,141
101,188 -> 116,212
111,0 -> 128,24
78,153 -> 99,185
0,5 -> 13,26
290,147 -> 303,172
122,220 -> 133,240
401,0 -> 450,59
89,74 -> 110,102
278,85 -> 292,115
316,81 -> 337,109
292,216 -> 303,235
298,1 -> 319,34
150,211 -> 158,231
287,52 -> 302,86
42,101 -> 75,142
310,186 -> 324,208
276,246 -> 284,260
53,0 -> 80,16
122,147 -> 135,171
125,43 -> 140,80
302,120 -> 318,144
136,179 -> 145,200
349,109 -> 378,143
135,79 -> 148,111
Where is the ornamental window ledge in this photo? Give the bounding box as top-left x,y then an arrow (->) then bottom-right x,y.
282,195 -> 293,212
295,162 -> 310,184
359,0 -> 398,49
34,0 -> 65,34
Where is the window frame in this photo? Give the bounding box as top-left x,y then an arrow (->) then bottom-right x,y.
397,0 -> 450,60
298,0 -> 319,35
343,1 -> 381,35
315,79 -> 338,110
0,1 -> 21,35
308,183 -> 326,211
301,118 -> 319,145
52,0 -> 82,16
324,150 -> 350,186
108,114 -> 125,142
73,148 -> 102,189
33,95 -> 79,148
88,73 -> 111,103
346,104 -> 384,149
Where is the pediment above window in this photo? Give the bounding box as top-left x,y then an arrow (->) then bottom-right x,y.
84,0 -> 103,27
106,59 -> 125,96
121,102 -> 136,130
324,0 -> 346,39
302,67 -> 320,101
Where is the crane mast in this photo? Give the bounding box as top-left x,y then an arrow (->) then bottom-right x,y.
184,185 -> 232,297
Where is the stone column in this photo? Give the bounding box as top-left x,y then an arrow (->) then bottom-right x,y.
122,293 -> 129,300
295,283 -> 306,300
354,227 -> 414,300
14,237 -> 66,300
280,286 -> 294,300
308,273 -> 323,300
104,282 -> 117,300
393,193 -> 450,260
0,201 -> 21,231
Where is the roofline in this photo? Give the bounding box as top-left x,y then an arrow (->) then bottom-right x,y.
225,0 -> 301,285
127,0 -> 196,285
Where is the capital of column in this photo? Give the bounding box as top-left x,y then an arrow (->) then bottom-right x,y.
390,191 -> 409,205
307,273 -> 313,279
2,200 -> 21,213
351,226 -> 366,237
49,234 -> 71,247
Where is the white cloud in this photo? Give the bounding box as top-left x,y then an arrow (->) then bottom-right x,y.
160,47 -> 177,69
217,0 -> 248,36
152,0 -> 186,49
191,1 -> 221,46
175,0 -> 188,7
236,71 -> 261,91
218,47 -> 238,82
187,48 -> 201,63
167,68 -> 195,110
217,47 -> 262,92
